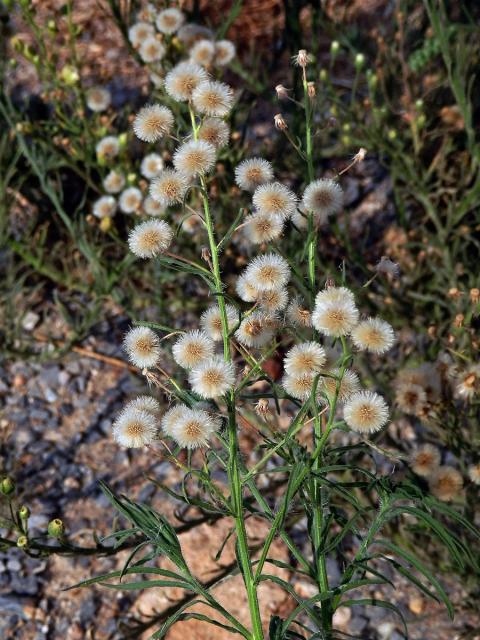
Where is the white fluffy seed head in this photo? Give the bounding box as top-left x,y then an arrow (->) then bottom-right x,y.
257,288 -> 288,313
235,273 -> 259,302
468,464 -> 480,485
165,61 -> 208,102
86,86 -> 111,112
235,311 -> 277,348
143,196 -> 166,217
103,170 -> 125,194
284,342 -> 326,377
155,8 -> 185,34
200,304 -> 238,342
177,23 -> 213,47
322,368 -> 361,402
128,22 -> 155,47
173,140 -> 216,177
119,187 -> 143,214
123,326 -> 160,368
302,178 -> 343,223
139,36 -> 166,63
141,153 -> 164,179
312,290 -> 359,337
133,104 -> 174,143
161,404 -> 188,437
192,80 -> 234,116
190,38 -> 215,67
126,395 -> 161,414
282,372 -> 316,400
93,195 -> 117,219
215,40 -> 236,66
395,382 -> 428,415
351,317 -> 395,354
198,118 -> 230,149
252,182 -> 298,220
428,466 -> 463,501
171,407 -> 220,449
286,296 -> 312,328
410,444 -> 441,477
235,158 -> 274,192
343,391 -> 389,434
150,169 -> 189,206
244,212 -> 284,245
189,356 -> 236,398
243,253 -> 290,292
172,330 -> 215,369
113,406 -> 157,447
96,136 -> 120,159
128,219 -> 173,258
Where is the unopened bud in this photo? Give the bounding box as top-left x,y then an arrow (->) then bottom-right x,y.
0,477 -> 15,496
387,129 -> 397,140
330,40 -> 340,56
17,536 -> 29,549
47,518 -> 65,539
319,68 -> 328,82
274,113 -> 288,130
354,53 -> 365,70
99,216 -> 112,233
275,84 -> 288,99
19,505 -> 30,521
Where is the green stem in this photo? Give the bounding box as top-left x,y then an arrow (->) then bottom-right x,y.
303,69 -> 316,302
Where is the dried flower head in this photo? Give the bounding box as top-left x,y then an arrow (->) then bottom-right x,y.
274,113 -> 288,130
410,444 -> 441,477
215,39 -> 236,66
150,169 -> 189,206
200,304 -> 238,342
429,466 -> 463,501
275,84 -> 289,99
173,140 -> 216,177
128,219 -> 173,258
252,182 -> 297,221
243,253 -> 290,292
141,153 -> 164,179
86,86 -> 111,112
302,179 -> 343,223
93,195 -> 117,219
235,311 -> 277,348
283,372 -> 316,400
235,158 -> 274,192
257,288 -> 289,313
143,196 -> 166,217
119,187 -> 143,214
198,118 -> 230,149
351,317 -> 395,354
284,342 -> 326,377
113,406 -> 157,448
103,170 -> 125,194
294,49 -> 312,67
322,368 -> 361,402
96,136 -> 120,160
192,80 -> 234,116
468,464 -> 480,485
171,407 -> 220,449
190,38 -> 215,67
343,391 -> 389,434
127,395 -> 161,415
128,22 -> 155,47
244,212 -> 284,245
139,36 -> 166,63
136,3 -> 156,22
155,8 -> 185,34
133,104 -> 174,143
286,296 -> 312,328
161,404 -> 188,437
189,356 -> 236,398
312,288 -> 359,337
375,256 -> 400,278
123,326 -> 160,369
165,62 -> 208,102
172,330 -> 215,369
395,383 -> 428,415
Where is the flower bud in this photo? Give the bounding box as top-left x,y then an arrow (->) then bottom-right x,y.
60,65 -> 79,86
387,129 -> 397,141
19,505 -> 30,521
330,40 -> 340,56
319,68 -> 328,82
47,518 -> 65,539
415,99 -> 424,110
99,217 -> 112,233
0,477 -> 15,496
354,53 -> 365,71
17,535 -> 29,549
